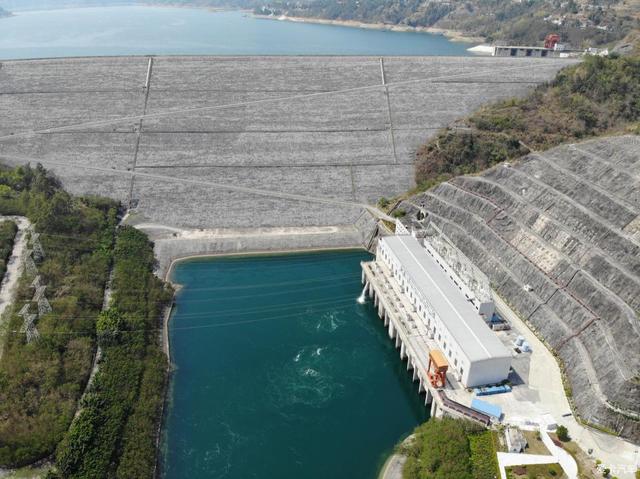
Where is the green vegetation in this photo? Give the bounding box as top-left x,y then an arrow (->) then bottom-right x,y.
415,55 -> 640,190
0,164 -> 117,467
262,0 -> 639,48
53,226 -> 172,479
557,439 -> 599,479
522,430 -> 552,456
0,220 -> 18,281
0,164 -> 172,477
469,431 -> 501,479
401,417 -> 498,479
506,463 -> 565,478
556,425 -> 570,442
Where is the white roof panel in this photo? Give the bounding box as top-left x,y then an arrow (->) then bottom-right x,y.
381,235 -> 510,362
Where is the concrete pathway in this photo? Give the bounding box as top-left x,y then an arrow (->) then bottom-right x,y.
0,216 -> 30,360
378,453 -> 406,479
492,294 -> 640,479
539,424 -> 578,479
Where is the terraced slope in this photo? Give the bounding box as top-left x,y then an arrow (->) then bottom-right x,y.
0,56 -> 574,231
400,136 -> 640,441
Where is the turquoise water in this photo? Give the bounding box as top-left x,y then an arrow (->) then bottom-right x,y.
163,251 -> 429,479
0,7 -> 472,59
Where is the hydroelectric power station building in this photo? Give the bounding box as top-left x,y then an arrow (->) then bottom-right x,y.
375,232 -> 511,388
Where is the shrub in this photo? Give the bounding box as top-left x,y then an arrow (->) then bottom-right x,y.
556,425 -> 570,442
55,226 -> 172,479
402,418 -> 488,479
415,55 -> 640,190
0,164 -> 117,468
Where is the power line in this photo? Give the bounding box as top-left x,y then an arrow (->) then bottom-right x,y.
7,299 -> 368,336
14,294 -> 363,322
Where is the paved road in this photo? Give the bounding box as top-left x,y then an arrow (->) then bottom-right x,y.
379,453 -> 406,479
494,294 -> 639,479
0,216 -> 30,360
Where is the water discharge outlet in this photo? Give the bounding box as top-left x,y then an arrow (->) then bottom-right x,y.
357,286 -> 367,304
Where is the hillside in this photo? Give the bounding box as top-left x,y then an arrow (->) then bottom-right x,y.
396,54 -> 640,442
0,164 -> 172,477
260,0 -> 640,48
413,54 -> 640,190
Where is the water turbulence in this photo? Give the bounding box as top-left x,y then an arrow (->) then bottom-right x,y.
357,285 -> 367,304
162,250 -> 428,479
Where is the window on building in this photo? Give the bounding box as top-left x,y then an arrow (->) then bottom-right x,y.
460,368 -> 464,376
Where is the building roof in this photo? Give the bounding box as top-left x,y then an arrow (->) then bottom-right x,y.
471,398 -> 502,419
381,235 -> 511,362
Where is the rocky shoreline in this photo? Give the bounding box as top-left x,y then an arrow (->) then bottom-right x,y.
251,13 -> 483,43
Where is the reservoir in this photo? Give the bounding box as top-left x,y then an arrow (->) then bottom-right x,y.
163,250 -> 429,479
0,7 -> 472,59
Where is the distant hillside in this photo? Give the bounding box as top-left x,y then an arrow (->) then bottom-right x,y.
260,0 -> 640,48
0,6 -> 11,16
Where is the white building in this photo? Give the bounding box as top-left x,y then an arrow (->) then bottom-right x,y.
377,234 -> 511,388
421,223 -> 495,319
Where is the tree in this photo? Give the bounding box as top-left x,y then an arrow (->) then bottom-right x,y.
96,307 -> 126,344
556,425 -> 570,442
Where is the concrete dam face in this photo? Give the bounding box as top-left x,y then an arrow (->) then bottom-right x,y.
0,56 -> 571,239
400,136 -> 640,442
2,56 -> 637,441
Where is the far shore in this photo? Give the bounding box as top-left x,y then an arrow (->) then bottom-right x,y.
252,13 -> 484,43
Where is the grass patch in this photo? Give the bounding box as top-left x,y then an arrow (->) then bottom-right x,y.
556,439 -> 600,479
506,463 -> 566,479
522,430 -> 552,456
469,430 -> 500,479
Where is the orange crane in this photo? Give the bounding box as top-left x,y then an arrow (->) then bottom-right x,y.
544,33 -> 561,49
427,349 -> 448,389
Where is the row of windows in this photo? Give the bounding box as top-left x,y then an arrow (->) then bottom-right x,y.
380,244 -> 469,380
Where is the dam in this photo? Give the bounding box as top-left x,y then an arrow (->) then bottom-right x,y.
0,55 -> 576,271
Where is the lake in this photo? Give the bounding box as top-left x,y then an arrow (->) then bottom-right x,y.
163,251 -> 429,479
0,6 -> 472,59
